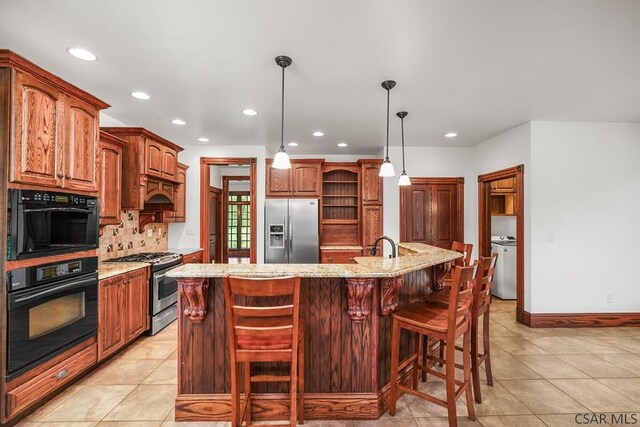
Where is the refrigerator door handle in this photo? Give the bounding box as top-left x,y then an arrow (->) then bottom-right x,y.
284,216 -> 289,260
288,214 -> 294,257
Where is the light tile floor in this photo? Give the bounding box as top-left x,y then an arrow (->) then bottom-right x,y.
17,300 -> 640,426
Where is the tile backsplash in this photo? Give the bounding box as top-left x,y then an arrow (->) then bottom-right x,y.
99,211 -> 168,260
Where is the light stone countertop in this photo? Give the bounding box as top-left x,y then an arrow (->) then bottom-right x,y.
320,245 -> 364,251
98,262 -> 150,280
168,243 -> 461,279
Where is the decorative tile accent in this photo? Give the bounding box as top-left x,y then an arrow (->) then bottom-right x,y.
99,211 -> 168,260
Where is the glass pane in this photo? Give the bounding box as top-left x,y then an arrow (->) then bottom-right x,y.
29,293 -> 85,339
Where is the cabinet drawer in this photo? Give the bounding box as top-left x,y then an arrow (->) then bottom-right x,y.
321,249 -> 362,264
6,344 -> 97,418
183,250 -> 203,264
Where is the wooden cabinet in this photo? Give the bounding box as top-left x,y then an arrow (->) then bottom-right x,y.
98,268 -> 149,361
98,131 -> 126,226
145,139 -> 164,177
183,250 -> 204,264
362,205 -> 383,256
164,162 -> 188,223
5,344 -> 97,419
162,148 -> 178,180
490,177 -> 516,193
491,193 -> 517,216
4,53 -> 109,193
266,159 -> 323,197
320,249 -> 362,264
359,159 -> 383,204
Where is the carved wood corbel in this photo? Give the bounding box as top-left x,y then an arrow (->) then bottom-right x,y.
138,212 -> 157,233
346,278 -> 374,322
380,275 -> 404,316
178,278 -> 209,323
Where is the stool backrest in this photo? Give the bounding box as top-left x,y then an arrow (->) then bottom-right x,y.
451,241 -> 473,267
447,264 -> 478,330
223,276 -> 300,358
474,253 -> 498,309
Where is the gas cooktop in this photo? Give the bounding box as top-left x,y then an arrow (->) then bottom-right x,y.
105,252 -> 182,267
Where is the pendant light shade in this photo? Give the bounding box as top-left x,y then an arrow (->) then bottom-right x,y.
396,111 -> 411,186
272,55 -> 292,170
379,80 -> 396,177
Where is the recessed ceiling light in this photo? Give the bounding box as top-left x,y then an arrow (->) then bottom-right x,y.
171,119 -> 186,125
198,137 -> 210,142
337,142 -> 348,147
312,131 -> 324,137
444,132 -> 458,138
288,142 -> 298,147
130,91 -> 150,100
242,109 -> 257,116
67,47 -> 97,61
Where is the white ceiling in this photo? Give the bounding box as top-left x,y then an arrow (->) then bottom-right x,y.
1,0 -> 639,154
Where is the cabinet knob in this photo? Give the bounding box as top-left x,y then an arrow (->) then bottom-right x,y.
327,258 -> 334,262
57,173 -> 64,178
55,369 -> 68,380
65,175 -> 72,179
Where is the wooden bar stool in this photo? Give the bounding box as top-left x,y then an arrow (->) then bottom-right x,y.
223,275 -> 305,427
388,264 -> 478,427
427,254 -> 498,403
438,241 -> 473,288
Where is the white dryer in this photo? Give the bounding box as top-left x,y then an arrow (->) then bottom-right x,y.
490,241 -> 517,300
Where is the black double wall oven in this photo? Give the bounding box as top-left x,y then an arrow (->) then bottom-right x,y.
6,189 -> 100,381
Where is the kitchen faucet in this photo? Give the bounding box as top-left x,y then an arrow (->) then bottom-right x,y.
370,236 -> 397,258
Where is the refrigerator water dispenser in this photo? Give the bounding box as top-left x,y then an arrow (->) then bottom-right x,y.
268,224 -> 285,248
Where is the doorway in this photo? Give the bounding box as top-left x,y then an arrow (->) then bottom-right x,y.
478,165 -> 525,324
399,177 -> 464,247
200,158 -> 257,264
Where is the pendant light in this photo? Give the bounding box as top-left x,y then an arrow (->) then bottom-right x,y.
272,55 -> 292,169
379,80 -> 396,177
396,111 -> 411,186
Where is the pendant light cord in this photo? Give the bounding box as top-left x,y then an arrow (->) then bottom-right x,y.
401,116 -> 406,173
385,88 -> 390,160
280,66 -> 285,151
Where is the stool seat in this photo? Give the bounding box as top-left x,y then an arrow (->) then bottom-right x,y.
393,302 -> 466,333
237,317 -> 305,350
425,289 -> 470,308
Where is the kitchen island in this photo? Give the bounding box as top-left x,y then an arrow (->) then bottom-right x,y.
168,243 -> 461,422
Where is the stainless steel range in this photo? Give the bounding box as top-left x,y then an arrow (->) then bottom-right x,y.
105,252 -> 182,335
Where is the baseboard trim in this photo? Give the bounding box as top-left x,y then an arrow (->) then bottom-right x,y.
523,311 -> 640,328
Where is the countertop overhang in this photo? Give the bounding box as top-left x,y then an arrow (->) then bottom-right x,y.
167,243 -> 461,279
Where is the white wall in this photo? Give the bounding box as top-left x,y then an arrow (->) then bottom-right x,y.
529,121 -> 640,313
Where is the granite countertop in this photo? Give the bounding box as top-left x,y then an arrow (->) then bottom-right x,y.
320,245 -> 364,250
98,262 -> 150,280
169,248 -> 203,256
167,243 -> 461,279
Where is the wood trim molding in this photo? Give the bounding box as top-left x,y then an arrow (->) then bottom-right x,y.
478,165 -> 525,324
101,127 -> 184,153
178,278 -> 209,323
199,158 -> 257,264
522,311 -> 640,328
346,278 -> 374,321
380,276 -> 404,316
222,176 -> 251,263
399,177 -> 465,243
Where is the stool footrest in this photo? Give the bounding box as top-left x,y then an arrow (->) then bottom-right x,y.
251,374 -> 291,383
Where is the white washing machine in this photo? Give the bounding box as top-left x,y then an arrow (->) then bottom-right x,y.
490,241 -> 517,299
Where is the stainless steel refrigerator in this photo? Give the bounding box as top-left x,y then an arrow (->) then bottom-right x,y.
265,198 -> 319,263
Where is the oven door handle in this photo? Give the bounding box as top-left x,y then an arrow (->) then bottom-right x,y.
22,207 -> 93,214
9,276 -> 96,308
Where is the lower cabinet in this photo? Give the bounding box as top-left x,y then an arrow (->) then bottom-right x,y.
98,268 -> 149,361
183,250 -> 203,264
320,249 -> 362,264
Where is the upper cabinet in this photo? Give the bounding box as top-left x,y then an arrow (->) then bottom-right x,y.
266,158 -> 323,198
164,162 -> 188,223
358,159 -> 383,205
3,51 -> 109,194
100,127 -> 184,212
490,177 -> 516,193
98,131 -> 127,226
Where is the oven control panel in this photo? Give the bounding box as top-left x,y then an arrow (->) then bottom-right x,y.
16,189 -> 96,207
36,260 -> 83,281
7,257 -> 98,292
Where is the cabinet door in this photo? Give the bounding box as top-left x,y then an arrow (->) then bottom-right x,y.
145,139 -> 163,177
174,164 -> 187,222
98,138 -> 123,225
321,249 -> 361,264
12,71 -> 64,187
64,96 -> 99,192
361,163 -> 383,204
430,184 -> 459,249
265,159 -> 292,197
124,269 -> 149,342
162,147 -> 177,180
293,162 -> 321,196
98,276 -> 125,361
401,184 -> 432,245
362,205 -> 383,256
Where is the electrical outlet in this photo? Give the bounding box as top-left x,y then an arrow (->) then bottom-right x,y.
186,227 -> 194,236
606,293 -> 614,304
147,228 -> 153,237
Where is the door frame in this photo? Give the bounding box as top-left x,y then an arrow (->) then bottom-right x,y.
208,186 -> 223,263
200,158 -> 257,263
478,165 -> 525,324
222,176 -> 251,262
399,177 -> 465,243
